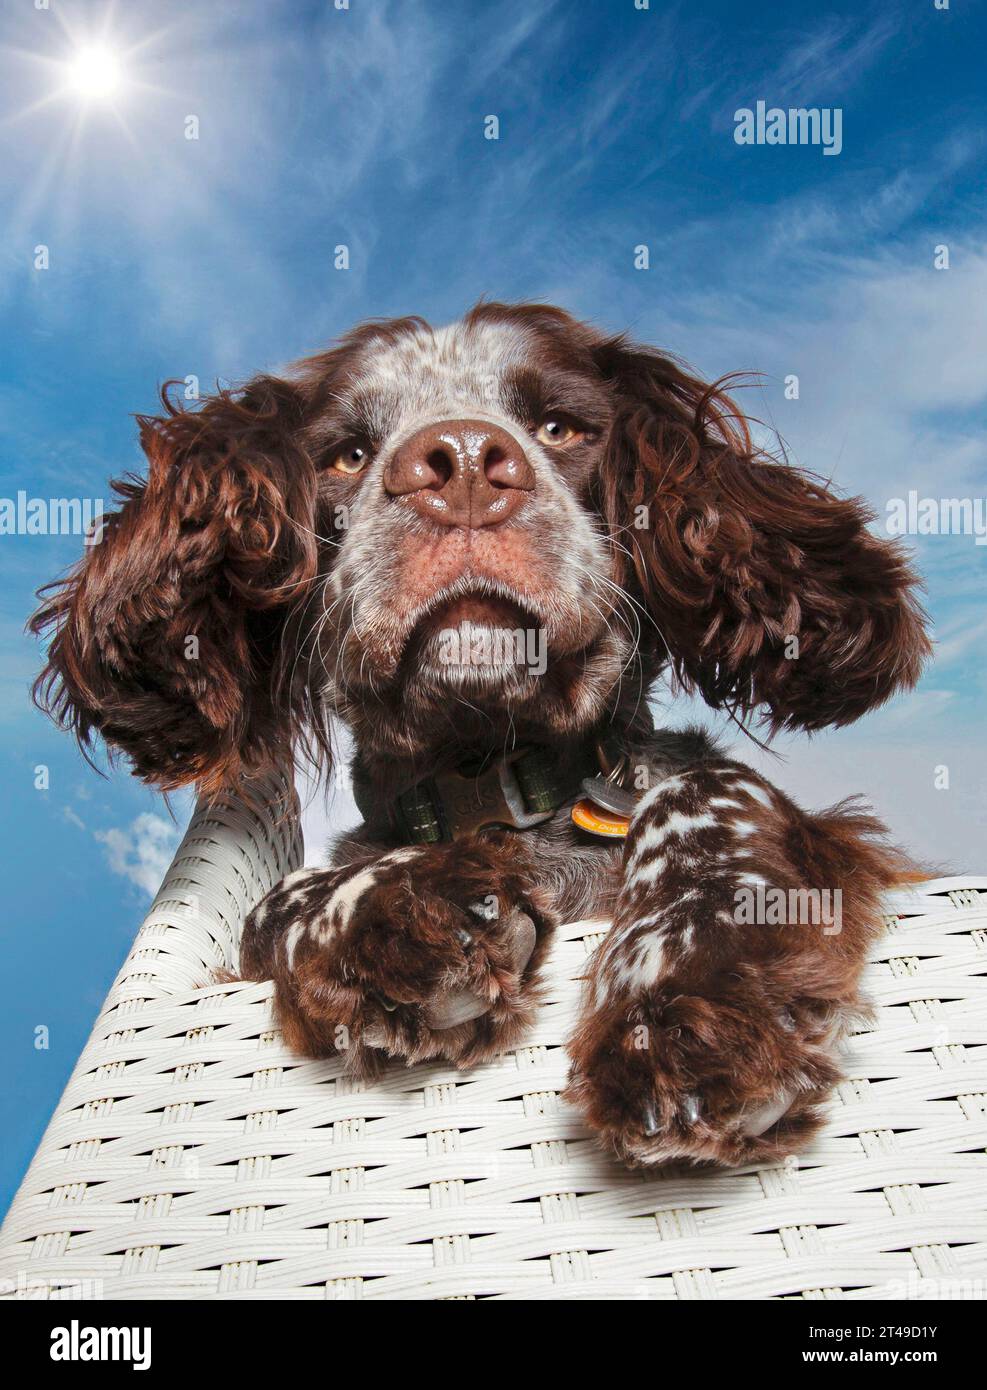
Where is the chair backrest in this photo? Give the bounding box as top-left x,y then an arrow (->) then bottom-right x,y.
99,767 -> 303,1018
2,761 -> 986,1299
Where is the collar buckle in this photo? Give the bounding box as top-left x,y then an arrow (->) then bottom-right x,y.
433,747 -> 556,838
399,747 -> 557,843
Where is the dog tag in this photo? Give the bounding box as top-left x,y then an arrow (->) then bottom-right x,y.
572,799 -> 630,838
580,776 -> 639,817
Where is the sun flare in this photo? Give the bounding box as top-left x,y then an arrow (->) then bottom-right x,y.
67,45 -> 123,100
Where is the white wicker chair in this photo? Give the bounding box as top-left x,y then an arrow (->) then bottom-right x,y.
2,772 -> 986,1301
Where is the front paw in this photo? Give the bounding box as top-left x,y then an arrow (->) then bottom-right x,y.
566,973 -> 844,1167
244,840 -> 555,1071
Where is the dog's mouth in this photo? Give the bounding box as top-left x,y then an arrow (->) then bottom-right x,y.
327,563 -> 624,720
404,588 -> 548,687
326,570 -> 631,745
418,592 -> 534,634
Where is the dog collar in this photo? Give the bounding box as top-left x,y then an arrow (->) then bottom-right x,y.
391,739 -> 647,844
395,746 -> 588,844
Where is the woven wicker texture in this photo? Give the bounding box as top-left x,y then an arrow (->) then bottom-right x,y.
2,777 -> 986,1301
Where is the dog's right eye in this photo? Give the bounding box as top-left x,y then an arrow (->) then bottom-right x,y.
328,441 -> 372,476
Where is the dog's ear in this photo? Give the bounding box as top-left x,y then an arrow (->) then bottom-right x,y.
592,338 -> 931,731
31,375 -> 323,792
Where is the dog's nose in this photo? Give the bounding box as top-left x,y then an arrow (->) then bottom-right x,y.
383,420 -> 535,528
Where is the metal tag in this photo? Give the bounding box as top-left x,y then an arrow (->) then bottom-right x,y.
580,776 -> 640,817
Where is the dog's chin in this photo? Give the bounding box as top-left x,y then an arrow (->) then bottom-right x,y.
413,630 -> 542,696
329,588 -> 631,748
409,597 -> 548,698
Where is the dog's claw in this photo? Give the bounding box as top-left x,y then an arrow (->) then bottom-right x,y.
741,1088 -> 798,1137
642,1103 -> 659,1137
425,989 -> 492,1030
681,1093 -> 701,1126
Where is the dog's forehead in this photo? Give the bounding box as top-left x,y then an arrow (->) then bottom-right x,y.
353,318 -> 532,417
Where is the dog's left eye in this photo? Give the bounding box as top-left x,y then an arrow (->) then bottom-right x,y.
535,417 -> 580,447
329,442 -> 372,475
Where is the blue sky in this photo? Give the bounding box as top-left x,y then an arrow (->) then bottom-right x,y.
1,0 -> 985,1217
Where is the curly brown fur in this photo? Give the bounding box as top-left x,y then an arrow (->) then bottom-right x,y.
30,378 -> 325,793
240,835 -> 557,1075
32,303 -> 932,1165
566,758 -> 925,1166
591,342 -> 930,732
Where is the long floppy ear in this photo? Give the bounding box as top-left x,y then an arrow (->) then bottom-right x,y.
31,376 -> 322,792
592,339 -> 931,731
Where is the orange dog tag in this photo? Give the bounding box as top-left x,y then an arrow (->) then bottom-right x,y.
571,798 -> 631,838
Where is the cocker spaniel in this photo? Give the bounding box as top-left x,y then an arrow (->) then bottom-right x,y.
33,302 -> 931,1167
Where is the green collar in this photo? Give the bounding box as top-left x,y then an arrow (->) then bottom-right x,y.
394,745 -> 587,844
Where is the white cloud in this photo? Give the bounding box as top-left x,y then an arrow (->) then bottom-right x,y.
95,812 -> 180,897
763,14 -> 896,101
933,613 -> 987,668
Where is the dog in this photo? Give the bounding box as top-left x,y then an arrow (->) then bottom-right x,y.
33,302 -> 931,1167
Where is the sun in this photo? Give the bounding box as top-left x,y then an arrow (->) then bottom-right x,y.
67,45 -> 123,100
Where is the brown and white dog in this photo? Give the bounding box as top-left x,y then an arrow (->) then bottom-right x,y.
33,302 -> 931,1167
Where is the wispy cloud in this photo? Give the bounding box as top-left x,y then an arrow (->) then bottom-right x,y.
94,812 -> 179,896
700,11 -> 899,139
766,14 -> 897,100
931,613 -> 987,668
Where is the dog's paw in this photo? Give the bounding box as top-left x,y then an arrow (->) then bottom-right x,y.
566,973 -> 849,1167
243,839 -> 555,1071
